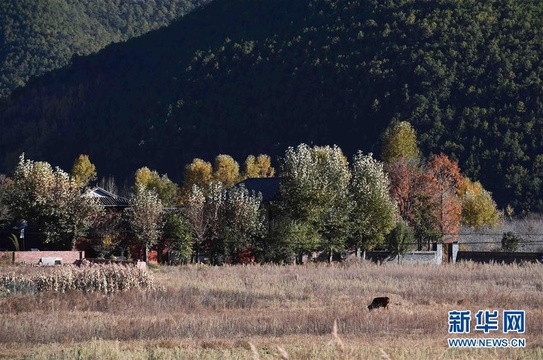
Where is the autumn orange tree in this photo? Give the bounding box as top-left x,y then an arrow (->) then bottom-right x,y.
386,155 -> 464,250
382,119 -> 469,249
381,121 -> 431,249
426,154 -> 464,243
386,158 -> 438,250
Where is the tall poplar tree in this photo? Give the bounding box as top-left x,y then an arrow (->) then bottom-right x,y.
181,158 -> 213,202
71,154 -> 97,188
183,183 -> 224,263
218,185 -> 265,264
213,154 -> 240,187
124,184 -> 164,262
460,178 -> 501,228
7,155 -> 103,248
279,144 -> 351,262
242,154 -> 275,179
134,166 -> 179,207
349,152 -> 398,258
426,154 -> 464,242
381,121 -> 420,163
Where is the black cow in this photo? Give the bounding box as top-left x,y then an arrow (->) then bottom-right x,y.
368,296 -> 390,311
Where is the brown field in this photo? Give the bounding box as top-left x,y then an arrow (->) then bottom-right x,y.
0,261 -> 542,359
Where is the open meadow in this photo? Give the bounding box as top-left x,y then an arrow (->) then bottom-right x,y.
0,261 -> 542,359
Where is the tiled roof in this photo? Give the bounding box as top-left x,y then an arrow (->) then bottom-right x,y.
84,187 -> 129,207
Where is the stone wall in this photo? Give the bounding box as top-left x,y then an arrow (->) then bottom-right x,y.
0,251 -> 85,265
365,247 -> 442,265
456,251 -> 543,264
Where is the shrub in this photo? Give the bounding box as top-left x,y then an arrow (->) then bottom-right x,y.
501,232 -> 521,252
387,221 -> 415,263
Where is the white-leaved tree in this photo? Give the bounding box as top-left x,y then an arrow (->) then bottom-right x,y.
349,152 -> 399,258
124,184 -> 164,262
220,185 -> 265,264
7,154 -> 103,248
279,144 -> 352,262
183,182 -> 265,264
183,183 -> 224,263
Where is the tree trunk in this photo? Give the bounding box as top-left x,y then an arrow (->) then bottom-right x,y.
195,242 -> 201,264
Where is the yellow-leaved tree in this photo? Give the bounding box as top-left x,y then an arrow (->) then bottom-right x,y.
71,154 -> 97,188
381,121 -> 420,163
213,154 -> 240,187
180,158 -> 213,202
242,154 -> 275,179
134,167 -> 179,207
460,178 -> 501,228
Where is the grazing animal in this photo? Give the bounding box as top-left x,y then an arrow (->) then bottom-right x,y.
368,296 -> 390,311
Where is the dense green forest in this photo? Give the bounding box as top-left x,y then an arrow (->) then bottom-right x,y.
0,0 -> 210,97
1,0 -> 543,212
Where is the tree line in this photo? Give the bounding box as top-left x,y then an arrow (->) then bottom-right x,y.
0,122 -> 501,264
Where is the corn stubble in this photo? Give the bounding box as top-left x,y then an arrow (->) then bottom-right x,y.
0,264 -> 157,295
0,261 -> 541,359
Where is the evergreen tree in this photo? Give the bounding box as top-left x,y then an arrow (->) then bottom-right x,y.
161,211 -> 193,263
0,175 -> 13,229
387,221 -> 415,263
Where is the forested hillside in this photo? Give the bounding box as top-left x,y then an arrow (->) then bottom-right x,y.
0,0 -> 210,97
1,0 -> 543,212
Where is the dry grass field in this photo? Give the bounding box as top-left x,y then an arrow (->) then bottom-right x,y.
0,261 -> 542,359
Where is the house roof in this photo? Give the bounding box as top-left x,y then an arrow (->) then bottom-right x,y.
236,177 -> 280,203
84,187 -> 129,207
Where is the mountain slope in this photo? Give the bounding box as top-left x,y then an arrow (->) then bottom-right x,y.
1,0 -> 543,212
0,0 -> 211,97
